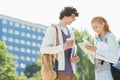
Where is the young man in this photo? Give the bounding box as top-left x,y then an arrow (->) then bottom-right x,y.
40,6 -> 79,80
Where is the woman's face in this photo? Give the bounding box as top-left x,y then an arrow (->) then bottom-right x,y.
92,22 -> 105,34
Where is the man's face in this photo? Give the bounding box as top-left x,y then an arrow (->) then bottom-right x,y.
66,14 -> 76,25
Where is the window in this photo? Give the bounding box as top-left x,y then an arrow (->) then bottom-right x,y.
9,46 -> 14,50
15,55 -> 19,59
20,63 -> 25,68
32,50 -> 36,54
8,29 -> 14,34
15,47 -> 19,51
21,25 -> 26,29
15,31 -> 20,35
2,28 -> 7,33
32,42 -> 36,47
32,27 -> 36,31
15,23 -> 19,27
2,20 -> 8,24
37,29 -> 41,32
20,40 -> 25,45
37,44 -> 41,47
26,41 -> 31,46
26,48 -> 31,53
8,37 -> 14,42
9,21 -> 14,26
21,56 -> 25,60
21,32 -> 25,37
2,36 -> 7,41
26,26 -> 31,30
26,56 -> 31,61
15,38 -> 20,43
43,30 -> 46,33
38,36 -> 42,40
32,34 -> 36,39
26,33 -> 31,38
21,47 -> 25,52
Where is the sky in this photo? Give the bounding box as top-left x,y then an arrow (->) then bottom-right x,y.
0,0 -> 120,40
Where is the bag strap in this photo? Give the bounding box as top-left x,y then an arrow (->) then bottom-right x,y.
55,25 -> 59,46
51,24 -> 59,60
103,32 -> 111,42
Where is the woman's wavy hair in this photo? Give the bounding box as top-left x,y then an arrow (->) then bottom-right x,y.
91,16 -> 111,37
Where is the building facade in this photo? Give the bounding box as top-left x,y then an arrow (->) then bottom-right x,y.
0,14 -> 48,75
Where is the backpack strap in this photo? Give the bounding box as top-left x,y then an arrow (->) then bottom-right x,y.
103,32 -> 111,42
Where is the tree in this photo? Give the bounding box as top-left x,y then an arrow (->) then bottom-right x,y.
24,62 -> 41,78
72,28 -> 95,80
0,41 -> 19,80
30,71 -> 42,80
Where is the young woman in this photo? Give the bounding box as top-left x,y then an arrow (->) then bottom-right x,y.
85,16 -> 119,80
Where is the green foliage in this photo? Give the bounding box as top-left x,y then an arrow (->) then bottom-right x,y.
73,28 -> 95,80
30,71 -> 42,80
0,41 -> 18,80
24,62 -> 41,78
0,41 -> 29,80
17,75 -> 28,80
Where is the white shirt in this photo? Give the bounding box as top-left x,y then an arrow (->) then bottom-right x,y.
60,27 -> 69,35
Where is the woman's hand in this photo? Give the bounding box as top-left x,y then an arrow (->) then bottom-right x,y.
85,45 -> 97,52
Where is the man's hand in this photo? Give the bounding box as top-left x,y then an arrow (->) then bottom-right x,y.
63,39 -> 73,50
70,55 -> 80,63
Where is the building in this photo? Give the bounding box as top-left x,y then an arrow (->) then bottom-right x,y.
0,14 -> 48,75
